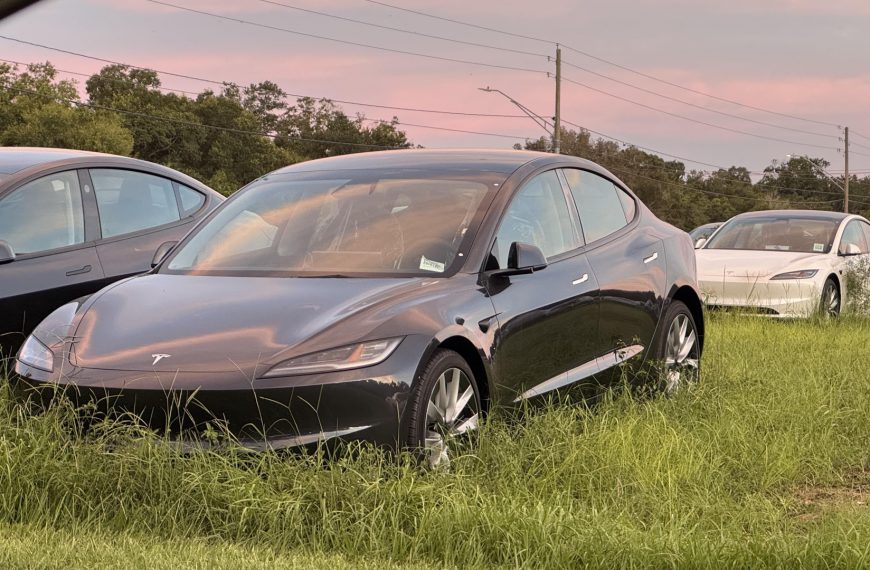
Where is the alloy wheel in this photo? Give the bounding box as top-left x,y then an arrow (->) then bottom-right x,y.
663,313 -> 699,392
822,281 -> 840,317
424,367 -> 479,468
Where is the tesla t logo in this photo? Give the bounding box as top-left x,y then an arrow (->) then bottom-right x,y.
151,353 -> 171,366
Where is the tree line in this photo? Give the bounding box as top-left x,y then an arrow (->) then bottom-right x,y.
2,61 -> 868,230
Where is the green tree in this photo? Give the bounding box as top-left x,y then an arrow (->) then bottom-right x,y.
0,62 -> 132,154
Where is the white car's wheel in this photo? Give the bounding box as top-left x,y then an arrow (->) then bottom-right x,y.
820,277 -> 840,317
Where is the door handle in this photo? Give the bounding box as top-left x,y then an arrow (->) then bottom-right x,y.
65,265 -> 92,276
572,273 -> 589,285
643,252 -> 658,264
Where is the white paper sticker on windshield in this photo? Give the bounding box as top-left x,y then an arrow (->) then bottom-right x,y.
419,255 -> 445,273
813,243 -> 825,252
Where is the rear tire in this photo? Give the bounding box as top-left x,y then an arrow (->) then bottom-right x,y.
406,349 -> 481,468
652,300 -> 700,393
820,277 -> 840,317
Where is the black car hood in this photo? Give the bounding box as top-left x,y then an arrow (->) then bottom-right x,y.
71,274 -> 430,373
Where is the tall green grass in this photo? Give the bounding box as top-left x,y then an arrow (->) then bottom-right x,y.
0,314 -> 868,568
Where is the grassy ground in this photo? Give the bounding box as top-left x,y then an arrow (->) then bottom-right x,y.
0,314 -> 869,568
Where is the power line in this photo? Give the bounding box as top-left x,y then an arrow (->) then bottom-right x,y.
0,37 -> 531,119
560,59 -> 837,139
0,58 -> 202,97
362,0 -> 840,128
361,0 -> 552,46
144,0 -> 550,75
361,118 -> 532,141
850,129 -> 870,143
606,164 -> 843,206
850,140 -> 870,152
562,75 -> 838,151
558,118 -> 865,196
7,85 -> 409,150
254,0 -> 548,58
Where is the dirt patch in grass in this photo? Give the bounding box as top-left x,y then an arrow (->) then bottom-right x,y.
793,470 -> 870,521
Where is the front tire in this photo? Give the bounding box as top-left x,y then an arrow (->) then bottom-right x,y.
406,349 -> 481,468
653,300 -> 700,393
820,277 -> 840,317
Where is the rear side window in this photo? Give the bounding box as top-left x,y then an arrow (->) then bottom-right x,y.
178,184 -> 205,216
562,169 -> 632,243
91,169 -> 181,239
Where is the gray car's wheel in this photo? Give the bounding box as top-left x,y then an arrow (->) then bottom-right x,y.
653,300 -> 700,393
820,277 -> 840,317
407,349 -> 481,468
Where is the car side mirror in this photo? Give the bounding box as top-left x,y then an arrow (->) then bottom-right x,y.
151,240 -> 178,268
0,240 -> 15,264
494,241 -> 547,276
694,238 -> 707,249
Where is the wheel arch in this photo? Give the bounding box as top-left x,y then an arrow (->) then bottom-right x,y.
436,336 -> 491,412
671,285 -> 705,354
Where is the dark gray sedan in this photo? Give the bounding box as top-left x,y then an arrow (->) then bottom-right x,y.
0,147 -> 223,357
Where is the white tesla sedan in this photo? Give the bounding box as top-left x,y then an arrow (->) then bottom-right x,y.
695,210 -> 870,317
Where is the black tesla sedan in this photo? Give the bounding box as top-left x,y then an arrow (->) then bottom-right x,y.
14,149 -> 703,465
0,147 -> 223,357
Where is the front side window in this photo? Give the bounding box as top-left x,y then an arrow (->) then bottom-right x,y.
491,170 -> 580,269
166,170 -> 493,276
562,169 -> 632,243
0,171 -> 84,255
839,220 -> 869,255
706,217 -> 839,254
91,169 -> 181,239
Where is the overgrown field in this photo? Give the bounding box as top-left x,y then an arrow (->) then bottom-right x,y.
0,314 -> 868,569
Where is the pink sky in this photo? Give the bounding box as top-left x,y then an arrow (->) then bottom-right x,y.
2,0 -> 870,174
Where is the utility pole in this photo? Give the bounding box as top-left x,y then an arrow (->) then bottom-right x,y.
553,44 -> 561,155
844,126 -> 849,213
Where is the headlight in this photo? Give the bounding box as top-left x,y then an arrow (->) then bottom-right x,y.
262,337 -> 403,378
17,335 -> 54,372
770,269 -> 819,280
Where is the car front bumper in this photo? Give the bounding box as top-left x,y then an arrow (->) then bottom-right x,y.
698,277 -> 822,317
13,335 -> 433,451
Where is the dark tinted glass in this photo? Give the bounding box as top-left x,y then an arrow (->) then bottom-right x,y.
492,170 -> 580,268
562,169 -> 629,243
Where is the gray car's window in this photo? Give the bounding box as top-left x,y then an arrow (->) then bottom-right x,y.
91,169 -> 181,239
839,220 -> 869,255
166,171 -> 491,276
562,169 -> 630,243
0,171 -> 84,255
178,183 -> 206,216
491,170 -> 580,268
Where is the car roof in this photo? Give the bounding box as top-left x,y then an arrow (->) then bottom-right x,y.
731,209 -> 850,222
0,147 -> 113,174
268,148 -> 603,176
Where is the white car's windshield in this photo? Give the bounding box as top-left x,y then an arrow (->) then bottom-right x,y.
165,169 -> 494,276
705,217 -> 838,254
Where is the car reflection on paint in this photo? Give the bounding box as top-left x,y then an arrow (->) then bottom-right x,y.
15,149 -> 703,466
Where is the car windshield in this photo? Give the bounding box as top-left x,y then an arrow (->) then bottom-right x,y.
165,169 -> 494,276
704,216 -> 839,254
